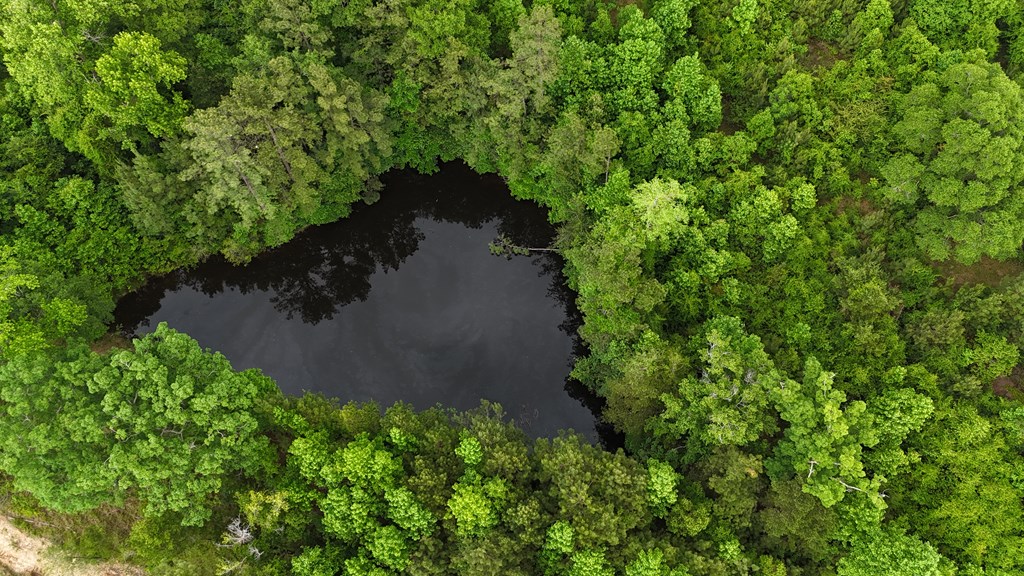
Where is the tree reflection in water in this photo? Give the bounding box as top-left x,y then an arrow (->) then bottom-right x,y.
115,163 -> 621,447
119,164 -> 561,326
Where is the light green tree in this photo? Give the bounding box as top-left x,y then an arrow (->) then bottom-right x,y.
654,316 -> 781,454
838,530 -> 944,576
0,348 -> 116,512
0,247 -> 89,359
84,31 -> 189,151
881,53 -> 1024,263
769,358 -> 883,509
0,324 -> 276,525
909,0 -> 1011,56
646,458 -> 679,518
892,403 -> 1024,569
663,55 -> 722,133
94,324 -> 277,525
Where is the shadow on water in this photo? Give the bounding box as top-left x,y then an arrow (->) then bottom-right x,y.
115,163 -> 622,448
118,167 -> 552,326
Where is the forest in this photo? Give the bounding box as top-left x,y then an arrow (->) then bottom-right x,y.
1,0 -> 1024,574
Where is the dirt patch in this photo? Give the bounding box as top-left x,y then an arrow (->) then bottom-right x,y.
802,39 -> 843,70
89,334 -> 132,356
0,516 -> 47,574
0,516 -> 141,576
718,98 -> 741,136
834,196 -> 878,216
718,119 -> 741,136
932,256 -> 1024,290
609,0 -> 647,25
993,365 -> 1024,399
993,376 -> 1015,398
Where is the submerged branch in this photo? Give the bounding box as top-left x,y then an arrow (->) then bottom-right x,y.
489,234 -> 560,259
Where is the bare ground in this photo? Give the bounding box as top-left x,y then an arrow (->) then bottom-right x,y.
993,365 -> 1024,400
0,516 -> 141,576
932,256 -> 1024,290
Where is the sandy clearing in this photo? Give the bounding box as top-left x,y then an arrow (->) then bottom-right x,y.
0,516 -> 142,576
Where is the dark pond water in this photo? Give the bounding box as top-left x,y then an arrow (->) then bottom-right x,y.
115,163 -> 618,444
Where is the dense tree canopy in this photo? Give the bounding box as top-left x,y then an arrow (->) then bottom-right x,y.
1,0 -> 1023,574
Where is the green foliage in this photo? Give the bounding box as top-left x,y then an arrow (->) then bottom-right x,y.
624,548 -> 671,576
663,55 -> 722,133
654,316 -> 780,456
881,53 -> 1024,263
702,445 -> 766,529
0,348 -> 117,511
544,521 -> 575,555
536,436 -> 649,549
0,248 -> 86,358
447,478 -> 504,537
3,0 -> 1024,574
731,0 -> 760,35
908,0 -> 1011,56
292,545 -> 344,576
565,180 -> 683,345
568,549 -> 615,576
845,0 -> 894,54
85,31 -> 189,148
646,459 -> 679,517
769,358 -> 882,509
890,403 -> 1024,570
0,325 -> 276,525
838,530 -> 944,576
455,435 -> 484,468
96,325 -> 278,525
865,387 -> 934,477
652,0 -> 699,54
758,478 -> 839,563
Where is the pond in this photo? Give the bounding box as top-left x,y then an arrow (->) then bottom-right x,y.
114,163 -> 618,444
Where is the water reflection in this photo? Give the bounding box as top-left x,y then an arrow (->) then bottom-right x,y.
115,163 -> 620,446
119,167 -> 558,326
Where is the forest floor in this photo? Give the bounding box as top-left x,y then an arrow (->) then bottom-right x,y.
932,256 -> 1024,289
0,516 -> 141,576
89,333 -> 133,356
994,365 -> 1024,400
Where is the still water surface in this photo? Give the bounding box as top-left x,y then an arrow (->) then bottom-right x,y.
115,164 -> 615,443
